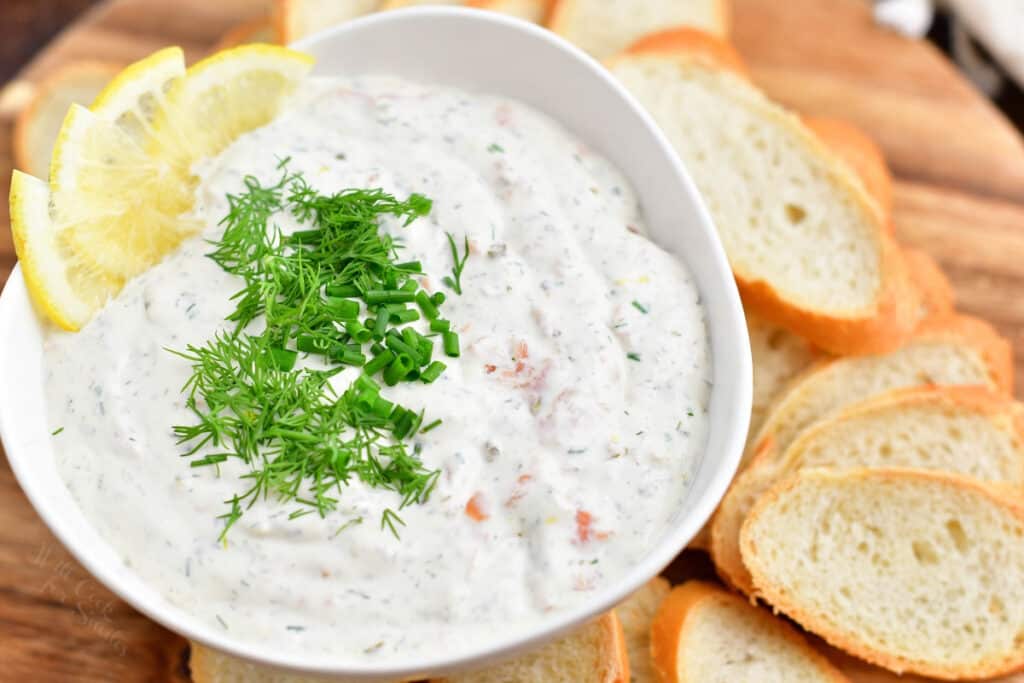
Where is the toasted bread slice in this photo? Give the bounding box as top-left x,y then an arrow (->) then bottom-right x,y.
13,62 -> 121,177
274,0 -> 380,43
747,307 -> 822,449
741,468 -> 1024,679
651,581 -> 849,682
468,0 -> 553,22
902,248 -> 954,321
618,577 -> 671,683
609,29 -> 918,356
549,0 -> 728,60
214,17 -> 279,50
433,612 -> 629,683
711,313 -> 1013,594
803,116 -> 892,226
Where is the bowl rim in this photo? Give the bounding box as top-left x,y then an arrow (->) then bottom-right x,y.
0,6 -> 751,678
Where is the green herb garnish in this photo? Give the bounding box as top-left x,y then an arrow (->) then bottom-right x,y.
172,162 -> 456,542
441,232 -> 470,295
487,143 -> 504,153
626,352 -> 642,362
51,427 -> 64,436
632,300 -> 648,314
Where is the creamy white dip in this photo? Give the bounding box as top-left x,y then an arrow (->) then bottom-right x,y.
44,75 -> 711,662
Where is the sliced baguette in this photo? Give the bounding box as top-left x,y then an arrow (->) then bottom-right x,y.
274,0 -> 380,43
549,0 -> 728,60
711,313 -> 1013,594
618,577 -> 671,683
741,468 -> 1024,679
747,307 -> 822,449
214,17 -> 279,50
609,29 -> 919,356
803,116 -> 892,225
432,612 -> 629,683
13,62 -> 121,177
467,0 -> 553,22
651,581 -> 849,683
903,248 -> 954,321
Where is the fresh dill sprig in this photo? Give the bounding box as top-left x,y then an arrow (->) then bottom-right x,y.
171,162 -> 453,541
441,232 -> 470,295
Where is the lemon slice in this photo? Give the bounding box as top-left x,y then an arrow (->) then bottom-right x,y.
12,44 -> 314,331
90,46 -> 185,147
49,104 -> 196,279
151,44 -> 314,171
10,171 -> 123,331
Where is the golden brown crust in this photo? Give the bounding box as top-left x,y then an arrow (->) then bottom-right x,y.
13,61 -> 122,176
741,468 -> 1024,679
803,116 -> 892,225
736,230 -> 920,356
652,581 -> 849,683
713,314 -> 1014,596
468,0 -> 556,24
915,313 -> 1014,392
902,248 -> 954,322
605,610 -> 631,683
618,27 -> 749,78
613,33 -> 919,357
213,16 -> 278,51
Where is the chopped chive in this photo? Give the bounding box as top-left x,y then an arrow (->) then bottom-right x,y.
325,284 -> 359,297
389,308 -> 420,324
420,418 -> 443,433
383,354 -> 415,386
442,331 -> 460,357
417,337 -> 434,366
415,290 -> 440,320
370,396 -> 395,419
364,349 -> 395,375
353,375 -> 380,396
355,387 -> 376,412
487,143 -> 505,153
370,341 -> 385,356
626,352 -> 641,362
268,348 -> 298,371
365,289 -> 415,305
325,297 -> 360,319
431,291 -> 446,306
374,307 -> 389,340
344,320 -> 372,344
632,300 -> 648,314
429,319 -> 450,333
50,427 -> 64,436
332,347 -> 366,366
420,361 -> 446,383
396,260 -> 422,273
401,279 -> 419,292
385,332 -> 418,360
296,335 -> 328,354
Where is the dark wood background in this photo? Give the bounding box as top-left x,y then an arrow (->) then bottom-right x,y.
0,1 -> 1023,681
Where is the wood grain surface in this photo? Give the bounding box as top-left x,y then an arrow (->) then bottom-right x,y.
0,0 -> 1022,681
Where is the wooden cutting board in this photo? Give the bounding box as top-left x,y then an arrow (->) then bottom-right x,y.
1,0 -> 1023,681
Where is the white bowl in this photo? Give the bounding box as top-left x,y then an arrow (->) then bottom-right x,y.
0,7 -> 750,680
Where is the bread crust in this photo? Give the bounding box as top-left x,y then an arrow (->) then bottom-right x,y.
902,247 -> 954,322
13,61 -> 122,176
214,17 -> 278,51
612,33 -> 920,356
803,116 -> 892,225
712,314 -> 1015,595
651,581 -> 849,683
740,468 -> 1024,679
468,0 -> 556,23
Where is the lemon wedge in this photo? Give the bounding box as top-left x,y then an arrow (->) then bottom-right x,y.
151,45 -> 314,171
90,46 -> 185,146
10,171 -> 123,331
11,44 -> 314,331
